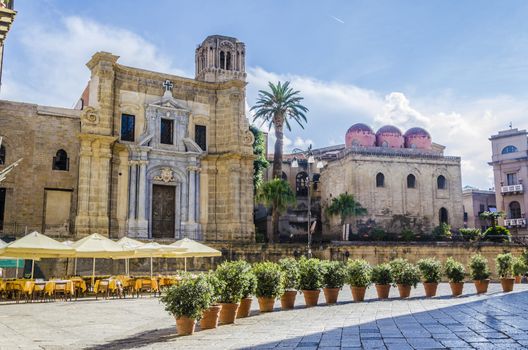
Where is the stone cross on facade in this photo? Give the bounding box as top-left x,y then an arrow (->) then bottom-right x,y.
163,79 -> 173,92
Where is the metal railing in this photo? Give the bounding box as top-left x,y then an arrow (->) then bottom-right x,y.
504,218 -> 527,227
501,184 -> 523,194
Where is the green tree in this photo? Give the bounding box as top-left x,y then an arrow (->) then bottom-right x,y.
251,81 -> 308,179
256,178 -> 296,243
250,125 -> 269,191
326,193 -> 367,234
479,211 -> 505,228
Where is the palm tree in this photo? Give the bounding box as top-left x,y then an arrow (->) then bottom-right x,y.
256,178 -> 296,243
326,193 -> 367,235
479,211 -> 505,228
251,81 -> 308,179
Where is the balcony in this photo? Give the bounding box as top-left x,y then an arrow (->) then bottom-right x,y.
501,184 -> 523,195
504,218 -> 526,227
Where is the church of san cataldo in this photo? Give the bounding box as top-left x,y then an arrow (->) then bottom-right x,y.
0,35 -> 256,242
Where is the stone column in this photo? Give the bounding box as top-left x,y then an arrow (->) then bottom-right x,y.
138,160 -> 148,222
97,142 -> 113,236
74,137 -> 93,236
128,161 -> 137,221
188,166 -> 197,223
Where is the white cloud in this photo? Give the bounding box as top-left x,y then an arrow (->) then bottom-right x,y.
2,16 -> 187,107
247,67 -> 528,189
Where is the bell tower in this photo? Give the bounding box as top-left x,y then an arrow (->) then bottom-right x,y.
195,35 -> 246,83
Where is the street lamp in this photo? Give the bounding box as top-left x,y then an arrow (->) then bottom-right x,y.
291,144 -> 324,258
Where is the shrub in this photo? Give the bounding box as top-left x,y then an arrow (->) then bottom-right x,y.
400,229 -> 415,242
444,257 -> 465,283
513,256 -> 527,276
204,271 -> 225,304
321,261 -> 347,288
468,254 -> 490,280
298,257 -> 324,291
370,228 -> 388,241
346,259 -> 372,287
459,228 -> 482,241
417,258 -> 442,283
522,249 -> 528,266
495,253 -> 514,278
278,257 -> 300,290
482,226 -> 511,243
389,259 -> 420,287
215,260 -> 254,303
241,268 -> 257,299
160,274 -> 213,320
252,262 -> 284,299
370,263 -> 393,285
433,223 -> 452,240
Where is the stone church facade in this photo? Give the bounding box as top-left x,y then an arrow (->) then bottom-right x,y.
0,35 -> 255,242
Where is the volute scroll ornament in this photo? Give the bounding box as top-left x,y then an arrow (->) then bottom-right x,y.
81,106 -> 99,125
242,129 -> 255,146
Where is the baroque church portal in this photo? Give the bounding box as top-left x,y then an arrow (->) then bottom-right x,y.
0,35 -> 256,242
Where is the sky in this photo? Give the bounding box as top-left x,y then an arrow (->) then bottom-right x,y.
3,0 -> 528,189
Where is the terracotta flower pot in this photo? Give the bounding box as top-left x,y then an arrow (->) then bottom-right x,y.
397,284 -> 411,298
176,316 -> 196,336
375,284 -> 390,299
302,289 -> 320,307
200,304 -> 222,330
323,287 -> 340,304
219,302 -> 239,324
257,297 -> 275,312
280,290 -> 297,310
501,277 -> 515,292
350,286 -> 367,302
515,275 -> 522,284
423,282 -> 438,297
449,282 -> 464,296
236,297 -> 252,318
474,279 -> 489,294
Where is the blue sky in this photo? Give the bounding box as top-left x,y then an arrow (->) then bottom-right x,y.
4,1 -> 528,189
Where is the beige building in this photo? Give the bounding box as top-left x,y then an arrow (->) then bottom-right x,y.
489,128 -> 528,237
0,35 -> 255,242
266,124 -> 464,240
462,186 -> 496,230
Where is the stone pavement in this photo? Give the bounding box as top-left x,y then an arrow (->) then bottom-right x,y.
0,283 -> 527,349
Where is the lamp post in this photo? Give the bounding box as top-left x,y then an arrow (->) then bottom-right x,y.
291,144 -> 324,258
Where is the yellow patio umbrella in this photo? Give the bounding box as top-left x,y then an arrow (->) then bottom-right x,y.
0,231 -> 75,278
71,233 -> 129,285
116,237 -> 145,275
132,242 -> 187,278
169,238 -> 221,271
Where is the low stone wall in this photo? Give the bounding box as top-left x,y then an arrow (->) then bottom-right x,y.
32,241 -> 526,279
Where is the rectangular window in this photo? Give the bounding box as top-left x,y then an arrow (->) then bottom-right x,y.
507,173 -> 517,186
195,125 -> 207,151
479,204 -> 485,214
121,114 -> 135,142
160,119 -> 174,145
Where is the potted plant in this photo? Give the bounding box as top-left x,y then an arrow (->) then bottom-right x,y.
444,257 -> 465,296
513,256 -> 526,284
160,274 -> 213,336
236,268 -> 257,319
390,258 -> 420,298
321,261 -> 347,304
200,271 -> 225,330
278,257 -> 300,310
468,254 -> 491,294
370,263 -> 393,299
346,259 -> 372,302
215,260 -> 253,324
496,253 -> 515,292
298,257 -> 324,307
417,258 -> 442,297
252,262 -> 284,312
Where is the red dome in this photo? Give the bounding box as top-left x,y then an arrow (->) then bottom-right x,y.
404,127 -> 432,149
375,125 -> 404,148
345,123 -> 375,148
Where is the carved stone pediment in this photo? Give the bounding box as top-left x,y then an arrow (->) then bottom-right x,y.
153,167 -> 175,183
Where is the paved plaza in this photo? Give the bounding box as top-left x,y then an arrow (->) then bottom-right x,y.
0,283 -> 527,349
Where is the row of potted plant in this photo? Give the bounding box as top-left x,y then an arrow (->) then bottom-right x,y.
161,253 -> 525,336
